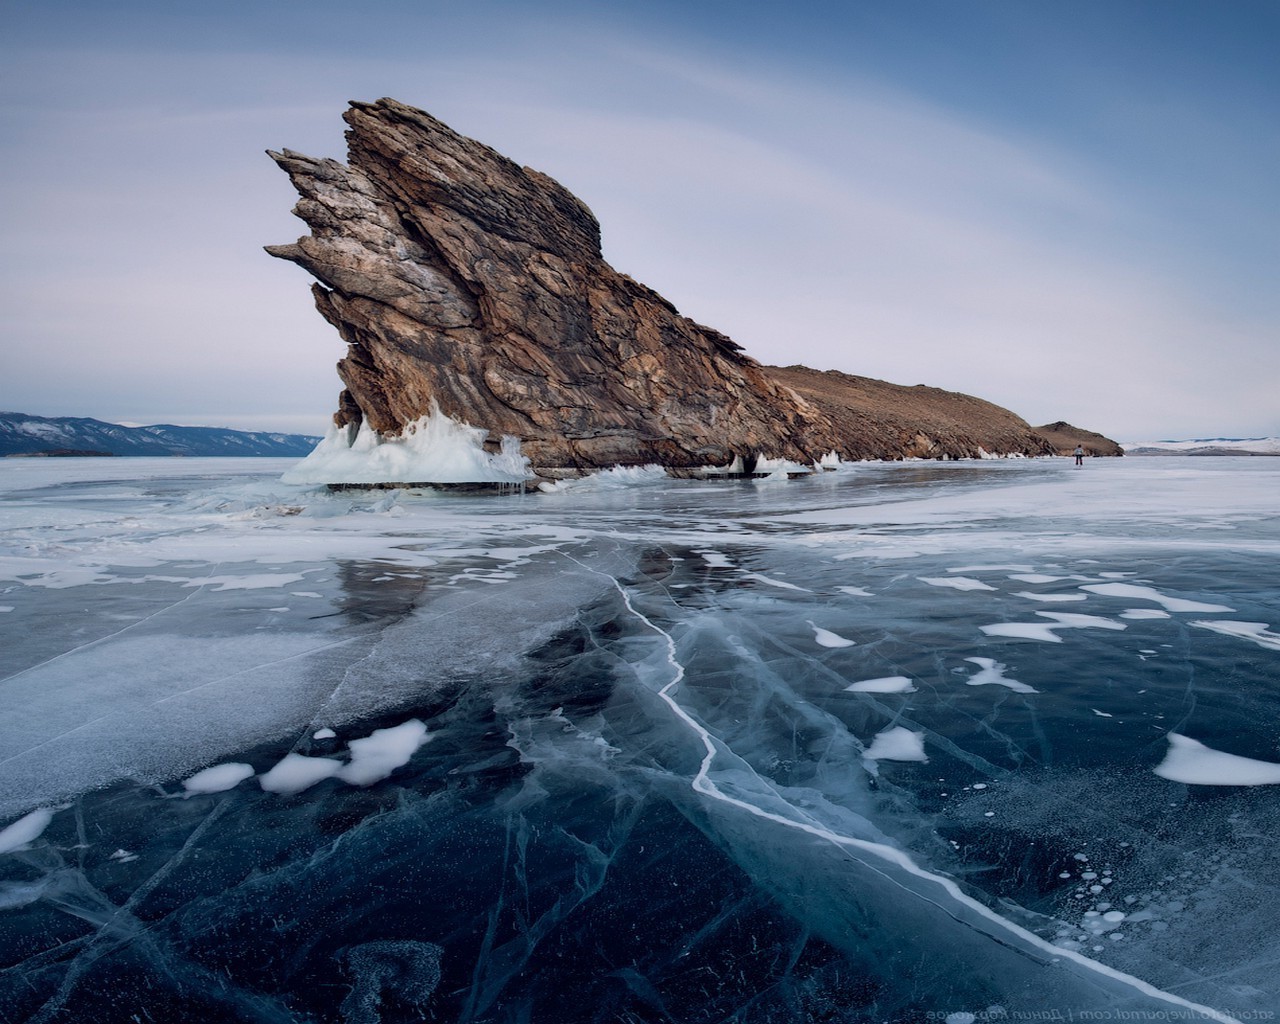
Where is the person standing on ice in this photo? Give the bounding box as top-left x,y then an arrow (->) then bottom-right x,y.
1073,445 -> 1084,466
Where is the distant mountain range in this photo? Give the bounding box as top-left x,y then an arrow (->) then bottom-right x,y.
0,412 -> 322,458
1121,437 -> 1280,456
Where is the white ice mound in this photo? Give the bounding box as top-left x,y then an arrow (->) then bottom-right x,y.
281,403 -> 532,485
863,726 -> 928,762
1154,733 -> 1280,786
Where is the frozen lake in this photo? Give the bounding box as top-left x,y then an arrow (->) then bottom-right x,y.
1,455 -> 1278,1022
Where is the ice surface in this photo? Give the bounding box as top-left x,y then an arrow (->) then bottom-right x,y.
863,726 -> 928,761
281,405 -> 531,485
807,620 -> 856,648
845,675 -> 915,693
1153,733 -> 1280,786
1,455 -> 1275,1022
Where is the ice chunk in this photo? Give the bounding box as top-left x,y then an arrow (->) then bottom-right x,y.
807,621 -> 856,648
863,726 -> 927,762
0,807 -> 55,854
845,676 -> 915,693
919,576 -> 996,591
963,657 -> 1037,693
1190,620 -> 1280,652
259,753 -> 343,795
1153,733 -> 1280,786
282,404 -> 531,485
182,762 -> 254,795
1079,583 -> 1233,613
337,720 -> 430,787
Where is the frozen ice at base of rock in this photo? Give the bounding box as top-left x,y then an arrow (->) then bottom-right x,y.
281,403 -> 531,485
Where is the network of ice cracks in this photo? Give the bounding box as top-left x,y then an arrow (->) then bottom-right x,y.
0,453 -> 1278,1021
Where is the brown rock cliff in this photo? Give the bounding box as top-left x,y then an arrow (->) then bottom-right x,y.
268,99 -> 1061,472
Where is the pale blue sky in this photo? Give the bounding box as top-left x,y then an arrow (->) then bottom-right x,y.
3,0 -> 1277,440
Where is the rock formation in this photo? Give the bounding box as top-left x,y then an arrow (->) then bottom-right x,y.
1033,421 -> 1124,457
268,98 -> 1058,474
768,366 -> 1053,460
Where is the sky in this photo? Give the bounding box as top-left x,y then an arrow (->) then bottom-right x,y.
2,0 -> 1277,442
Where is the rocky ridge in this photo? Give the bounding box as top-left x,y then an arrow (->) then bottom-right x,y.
268,99 -> 1070,474
1033,421 -> 1124,458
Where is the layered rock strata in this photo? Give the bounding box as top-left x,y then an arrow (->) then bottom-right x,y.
268,98 -> 1056,473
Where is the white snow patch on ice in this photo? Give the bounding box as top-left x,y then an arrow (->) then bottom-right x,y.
836,585 -> 873,597
981,612 -> 1127,643
312,727 -> 336,740
1079,582 -> 1234,613
807,621 -> 856,648
1008,573 -> 1073,584
863,726 -> 927,762
282,406 -> 531,485
0,808 -> 55,854
1190,620 -> 1280,652
259,753 -> 343,795
918,576 -> 996,592
337,720 -> 430,787
845,676 -> 915,694
182,762 -> 254,795
963,657 -> 1037,693
1120,608 -> 1171,620
1012,591 -> 1087,602
187,573 -> 310,592
1154,733 -> 1280,786
741,572 -> 808,592
0,606 -> 13,613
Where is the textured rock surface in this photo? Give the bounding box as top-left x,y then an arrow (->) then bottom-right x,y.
1033,421 -> 1124,457
268,98 -> 1062,472
768,366 -> 1054,460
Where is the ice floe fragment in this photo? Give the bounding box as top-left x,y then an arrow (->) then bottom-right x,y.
183,762 -> 255,795
845,676 -> 915,693
1154,733 -> 1280,786
338,720 -> 430,787
807,620 -> 856,648
0,808 -> 55,854
1079,583 -> 1234,613
980,612 -> 1126,643
863,726 -> 927,762
259,753 -> 343,795
963,657 -> 1037,693
919,576 -> 996,591
1189,620 -> 1280,652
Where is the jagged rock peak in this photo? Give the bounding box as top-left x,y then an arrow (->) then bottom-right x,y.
267,97 -> 826,470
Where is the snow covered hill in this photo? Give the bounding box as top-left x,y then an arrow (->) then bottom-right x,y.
0,412 -> 321,457
1121,437 -> 1280,456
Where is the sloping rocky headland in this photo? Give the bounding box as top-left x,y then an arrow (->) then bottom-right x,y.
268,99 -> 1110,475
